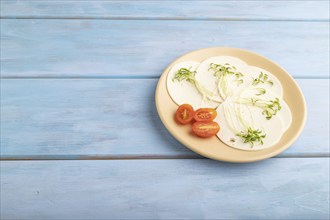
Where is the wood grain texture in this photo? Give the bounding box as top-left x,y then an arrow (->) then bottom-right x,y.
1,158 -> 329,219
1,0 -> 329,20
1,19 -> 329,78
1,1 -> 328,219
1,79 -> 329,158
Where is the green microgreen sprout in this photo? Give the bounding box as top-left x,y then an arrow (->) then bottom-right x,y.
261,97 -> 282,119
236,127 -> 266,147
255,88 -> 266,96
172,67 -> 195,83
208,63 -> 244,99
173,67 -> 221,103
234,72 -> 244,84
209,63 -> 235,77
237,97 -> 282,120
252,72 -> 273,86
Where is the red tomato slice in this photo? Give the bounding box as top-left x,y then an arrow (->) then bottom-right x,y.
175,104 -> 194,125
194,108 -> 217,122
192,121 -> 220,138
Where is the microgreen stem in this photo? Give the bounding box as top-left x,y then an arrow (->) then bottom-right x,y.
173,68 -> 222,104
209,63 -> 244,100
236,127 -> 266,147
252,72 -> 273,86
236,97 -> 282,120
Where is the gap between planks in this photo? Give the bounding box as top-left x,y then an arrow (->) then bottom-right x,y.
0,17 -> 329,22
1,154 -> 329,161
1,76 -> 329,80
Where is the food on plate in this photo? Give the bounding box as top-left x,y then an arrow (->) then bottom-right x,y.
167,61 -> 221,109
175,104 -> 194,124
194,108 -> 217,122
192,121 -> 220,138
174,105 -> 220,138
167,56 -> 292,150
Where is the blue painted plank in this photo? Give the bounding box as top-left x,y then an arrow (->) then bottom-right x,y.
1,20 -> 329,78
1,0 -> 329,21
1,158 -> 329,219
1,79 -> 329,157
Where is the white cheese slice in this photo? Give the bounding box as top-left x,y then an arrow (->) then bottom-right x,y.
195,56 -> 248,100
166,61 -> 200,109
215,101 -> 285,151
239,89 -> 292,131
244,66 -> 283,98
165,56 -> 292,151
166,61 -> 219,109
277,100 -> 292,131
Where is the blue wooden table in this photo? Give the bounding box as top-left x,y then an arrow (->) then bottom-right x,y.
1,1 -> 329,219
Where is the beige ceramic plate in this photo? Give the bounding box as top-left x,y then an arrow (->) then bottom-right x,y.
155,47 -> 306,162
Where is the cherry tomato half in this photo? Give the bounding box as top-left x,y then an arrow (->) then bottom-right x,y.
192,121 -> 220,138
175,104 -> 194,125
194,108 -> 217,122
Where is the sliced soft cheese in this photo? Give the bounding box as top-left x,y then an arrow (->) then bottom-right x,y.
215,100 -> 285,151
244,66 -> 283,98
239,89 -> 292,131
195,56 -> 248,99
166,61 -> 219,109
166,56 -> 292,151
